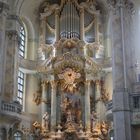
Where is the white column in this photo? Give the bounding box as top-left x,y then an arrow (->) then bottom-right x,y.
95,15 -> 99,43
109,0 -> 132,140
95,80 -> 101,121
40,18 -> 46,46
80,8 -> 84,41
84,80 -> 91,132
50,81 -> 57,132
41,81 -> 47,125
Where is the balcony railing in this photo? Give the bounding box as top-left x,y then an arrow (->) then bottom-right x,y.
1,101 -> 22,114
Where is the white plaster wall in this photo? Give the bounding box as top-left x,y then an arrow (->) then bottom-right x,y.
24,74 -> 40,114
19,0 -> 43,61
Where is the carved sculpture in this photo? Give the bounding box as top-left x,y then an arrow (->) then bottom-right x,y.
58,68 -> 81,93
42,112 -> 49,131
100,81 -> 110,103
79,121 -> 84,133
61,97 -> 73,112
91,121 -> 110,140
57,124 -> 62,133
33,90 -> 41,105
66,109 -> 73,122
91,111 -> 98,131
32,121 -> 41,137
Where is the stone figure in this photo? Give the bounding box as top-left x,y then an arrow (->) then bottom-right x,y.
91,111 -> 98,130
100,121 -> 109,139
66,109 -> 73,122
33,91 -> 41,105
61,97 -> 73,112
32,121 -> 41,136
42,112 -> 49,130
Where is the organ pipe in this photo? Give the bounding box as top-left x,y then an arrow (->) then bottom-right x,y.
60,1 -> 80,39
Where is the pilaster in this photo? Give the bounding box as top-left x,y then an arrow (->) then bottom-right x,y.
55,9 -> 60,42
50,81 -> 57,132
80,7 -> 84,41
84,80 -> 91,132
95,80 -> 102,121
41,81 -> 48,126
40,18 -> 47,47
0,1 -> 9,97
4,30 -> 19,101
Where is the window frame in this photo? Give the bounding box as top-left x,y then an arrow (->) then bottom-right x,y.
13,131 -> 22,140
19,26 -> 26,58
17,71 -> 24,105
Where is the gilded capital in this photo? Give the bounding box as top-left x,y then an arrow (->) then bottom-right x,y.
50,81 -> 58,89
79,7 -> 84,14
85,80 -> 91,86
41,80 -> 48,87
95,80 -> 100,85
55,9 -> 60,16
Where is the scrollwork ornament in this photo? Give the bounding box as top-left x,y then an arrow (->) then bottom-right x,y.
107,0 -> 135,15
125,0 -> 135,15
0,1 -> 9,15
33,90 -> 42,105
107,0 -> 121,15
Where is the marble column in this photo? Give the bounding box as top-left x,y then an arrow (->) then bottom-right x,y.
40,18 -> 46,46
84,80 -> 91,132
80,8 -> 84,41
95,80 -> 102,121
55,9 -> 60,42
50,81 -> 57,132
5,30 -> 19,101
109,0 -> 133,140
95,15 -> 99,43
41,81 -> 48,125
0,2 -> 8,97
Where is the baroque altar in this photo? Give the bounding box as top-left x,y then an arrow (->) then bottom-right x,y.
32,0 -> 111,139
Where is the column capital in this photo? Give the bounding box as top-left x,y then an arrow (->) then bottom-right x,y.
55,9 -> 60,16
95,80 -> 101,85
40,16 -> 47,22
50,81 -> 58,89
6,30 -> 19,41
79,7 -> 84,14
84,80 -> 91,86
41,80 -> 48,87
0,1 -> 9,16
107,0 -> 135,15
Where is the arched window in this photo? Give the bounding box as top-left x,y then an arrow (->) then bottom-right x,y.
17,25 -> 26,105
19,26 -> 25,58
17,70 -> 24,105
14,131 -> 22,140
